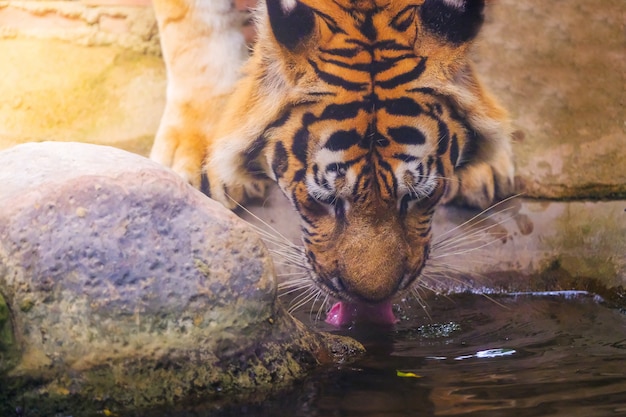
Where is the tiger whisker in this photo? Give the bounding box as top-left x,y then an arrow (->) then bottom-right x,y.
434,212 -> 514,251
277,276 -> 311,286
435,193 -> 523,240
315,294 -> 331,321
279,286 -> 312,296
309,290 -> 325,318
226,194 -> 299,250
413,173 -> 461,185
407,286 -> 433,320
431,237 -> 505,258
269,250 -> 305,264
272,261 -> 308,271
412,274 -> 460,309
432,206 -> 518,253
288,287 -> 322,314
430,218 -> 510,255
420,260 -> 511,310
276,271 -> 309,278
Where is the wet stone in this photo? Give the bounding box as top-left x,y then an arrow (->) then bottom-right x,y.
0,142 -> 363,415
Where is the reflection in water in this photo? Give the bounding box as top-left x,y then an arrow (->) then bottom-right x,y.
152,292 -> 626,417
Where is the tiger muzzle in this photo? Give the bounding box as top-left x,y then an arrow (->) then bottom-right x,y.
329,215 -> 424,303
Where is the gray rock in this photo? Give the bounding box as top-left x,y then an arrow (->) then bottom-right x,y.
0,142 -> 363,414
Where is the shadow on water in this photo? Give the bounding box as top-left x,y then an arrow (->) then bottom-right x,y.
148,291 -> 626,417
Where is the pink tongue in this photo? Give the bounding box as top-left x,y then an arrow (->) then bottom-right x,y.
325,301 -> 398,327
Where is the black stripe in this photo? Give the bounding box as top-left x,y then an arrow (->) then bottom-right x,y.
436,121 -> 450,156
388,126 -> 426,145
391,5 -> 418,32
319,47 -> 360,58
436,158 -> 446,178
314,10 -> 347,34
200,171 -> 210,197
319,101 -> 365,121
416,163 -> 424,180
352,165 -> 371,202
324,129 -> 362,151
292,129 -> 309,163
425,156 -> 435,176
380,97 -> 423,117
243,135 -> 267,171
374,40 -> 414,52
293,168 -> 306,183
302,112 -> 316,127
392,153 -> 420,163
406,86 -> 437,95
459,128 -> 480,167
450,133 -> 460,167
428,102 -> 444,116
375,130 -> 390,148
326,161 -> 349,175
375,156 -> 397,198
375,53 -> 418,69
318,55 -> 371,72
377,58 -> 427,90
292,191 -> 316,227
399,194 -> 411,216
370,59 -> 399,74
306,249 -> 317,264
360,12 -> 377,41
267,110 -> 292,130
308,59 -> 368,91
301,212 -> 317,227
328,155 -> 363,174
272,141 -> 289,179
306,91 -> 337,97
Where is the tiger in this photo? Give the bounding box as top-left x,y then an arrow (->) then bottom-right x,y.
150,0 -> 515,323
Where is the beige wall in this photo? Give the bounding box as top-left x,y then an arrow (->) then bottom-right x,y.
0,0 -> 624,199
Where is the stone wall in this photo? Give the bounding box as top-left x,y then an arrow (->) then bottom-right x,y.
0,0 -> 165,154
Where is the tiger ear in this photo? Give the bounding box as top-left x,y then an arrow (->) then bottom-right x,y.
266,0 -> 315,50
419,0 -> 485,44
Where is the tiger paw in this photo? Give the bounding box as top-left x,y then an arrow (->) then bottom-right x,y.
149,128 -> 206,189
202,168 -> 269,210
445,148 -> 516,210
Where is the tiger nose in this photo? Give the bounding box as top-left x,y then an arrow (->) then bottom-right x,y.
342,274 -> 403,303
340,262 -> 408,303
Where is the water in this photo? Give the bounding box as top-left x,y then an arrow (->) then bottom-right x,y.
202,291 -> 626,417
9,291 -> 623,416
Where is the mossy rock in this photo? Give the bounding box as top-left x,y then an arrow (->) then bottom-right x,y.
0,142 -> 363,416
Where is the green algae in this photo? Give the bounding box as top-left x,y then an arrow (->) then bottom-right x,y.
0,292 -> 18,373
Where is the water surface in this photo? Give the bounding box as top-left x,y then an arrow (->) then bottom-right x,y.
205,291 -> 626,417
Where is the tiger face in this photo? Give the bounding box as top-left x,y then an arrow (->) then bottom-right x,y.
153,0 -> 515,307
251,0 -> 513,304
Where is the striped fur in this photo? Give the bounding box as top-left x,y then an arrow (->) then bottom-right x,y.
151,0 -> 515,304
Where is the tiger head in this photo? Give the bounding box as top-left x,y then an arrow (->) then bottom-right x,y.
220,0 -> 512,305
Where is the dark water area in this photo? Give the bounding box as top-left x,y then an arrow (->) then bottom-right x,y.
9,292 -> 624,416
202,291 -> 626,417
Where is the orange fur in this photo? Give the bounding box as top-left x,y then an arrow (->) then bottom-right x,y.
151,0 -> 515,303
